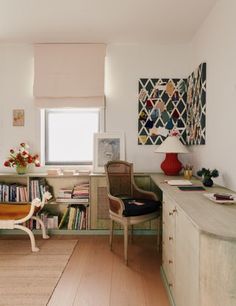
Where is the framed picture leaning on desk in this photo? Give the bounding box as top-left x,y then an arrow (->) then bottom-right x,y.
93,132 -> 125,173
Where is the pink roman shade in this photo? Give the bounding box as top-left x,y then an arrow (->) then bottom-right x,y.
33,44 -> 106,108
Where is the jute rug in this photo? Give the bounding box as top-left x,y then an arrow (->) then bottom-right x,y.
0,238 -> 78,306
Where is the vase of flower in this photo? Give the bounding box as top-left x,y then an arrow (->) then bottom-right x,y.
202,177 -> 213,187
3,142 -> 40,174
16,164 -> 28,175
197,168 -> 219,187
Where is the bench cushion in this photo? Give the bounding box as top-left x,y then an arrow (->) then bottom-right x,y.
0,204 -> 34,220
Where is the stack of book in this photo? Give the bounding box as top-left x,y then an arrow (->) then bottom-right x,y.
0,183 -> 28,202
71,181 -> 89,202
56,181 -> 89,204
30,178 -> 53,201
57,187 -> 73,200
37,212 -> 59,229
23,213 -> 59,230
58,204 -> 88,230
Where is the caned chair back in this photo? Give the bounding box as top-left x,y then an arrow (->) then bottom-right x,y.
105,161 -> 134,198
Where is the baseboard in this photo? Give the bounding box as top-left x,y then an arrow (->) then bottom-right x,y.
0,229 -> 158,236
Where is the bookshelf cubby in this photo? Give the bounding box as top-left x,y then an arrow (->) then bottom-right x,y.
0,173 -> 91,234
0,172 -> 158,235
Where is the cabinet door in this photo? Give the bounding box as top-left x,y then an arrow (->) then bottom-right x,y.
162,194 -> 176,297
175,207 -> 199,306
90,176 -> 110,229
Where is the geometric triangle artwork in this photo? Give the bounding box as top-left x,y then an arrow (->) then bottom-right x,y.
138,78 -> 187,145
138,63 -> 206,145
186,63 -> 206,145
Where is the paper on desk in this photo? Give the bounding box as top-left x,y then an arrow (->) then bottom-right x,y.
166,180 -> 193,186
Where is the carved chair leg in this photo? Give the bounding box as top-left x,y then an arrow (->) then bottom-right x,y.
14,224 -> 39,252
109,219 -> 114,250
124,224 -> 128,265
32,216 -> 50,239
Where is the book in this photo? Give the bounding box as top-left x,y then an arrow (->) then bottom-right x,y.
56,198 -> 89,203
63,169 -> 77,176
47,168 -> 62,176
78,169 -> 91,175
167,180 -> 193,186
203,193 -> 236,204
67,207 -> 76,230
58,208 -> 70,229
178,186 -> 205,191
213,193 -> 234,201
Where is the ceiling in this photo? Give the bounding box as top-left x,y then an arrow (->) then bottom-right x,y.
0,0 -> 218,44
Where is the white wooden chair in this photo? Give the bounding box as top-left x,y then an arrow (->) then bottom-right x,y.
0,192 -> 52,252
104,160 -> 162,264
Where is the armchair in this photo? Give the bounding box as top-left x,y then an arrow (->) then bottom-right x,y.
105,160 -> 161,264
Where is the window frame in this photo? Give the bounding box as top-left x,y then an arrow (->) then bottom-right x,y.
44,108 -> 102,166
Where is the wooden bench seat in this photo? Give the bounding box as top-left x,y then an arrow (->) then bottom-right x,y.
0,204 -> 40,220
0,192 -> 51,252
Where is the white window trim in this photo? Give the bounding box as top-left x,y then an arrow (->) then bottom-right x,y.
40,108 -> 105,167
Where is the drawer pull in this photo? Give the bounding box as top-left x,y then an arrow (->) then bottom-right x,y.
169,236 -> 173,241
169,283 -> 173,287
169,208 -> 177,216
168,260 -> 173,264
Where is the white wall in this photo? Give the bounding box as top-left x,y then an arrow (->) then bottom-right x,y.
0,43 -> 192,173
0,44 -> 41,173
105,44 -> 192,172
190,0 -> 236,190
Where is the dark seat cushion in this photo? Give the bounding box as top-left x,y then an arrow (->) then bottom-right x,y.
122,198 -> 161,217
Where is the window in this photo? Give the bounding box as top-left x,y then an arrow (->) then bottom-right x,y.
45,109 -> 100,165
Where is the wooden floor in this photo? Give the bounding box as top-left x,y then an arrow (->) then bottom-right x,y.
48,235 -> 170,306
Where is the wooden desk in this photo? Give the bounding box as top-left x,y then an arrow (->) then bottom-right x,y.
151,174 -> 236,306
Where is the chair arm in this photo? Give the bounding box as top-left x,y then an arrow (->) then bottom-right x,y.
107,193 -> 125,215
14,192 -> 52,225
133,184 -> 159,201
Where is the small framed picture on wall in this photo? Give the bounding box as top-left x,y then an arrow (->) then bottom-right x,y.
13,109 -> 24,126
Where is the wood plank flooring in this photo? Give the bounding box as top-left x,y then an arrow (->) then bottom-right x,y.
48,235 -> 169,306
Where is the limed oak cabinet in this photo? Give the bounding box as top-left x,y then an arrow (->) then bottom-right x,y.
151,174 -> 236,306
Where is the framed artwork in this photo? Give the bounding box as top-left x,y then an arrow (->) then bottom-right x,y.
13,109 -> 24,126
93,132 -> 125,173
138,78 -> 187,145
138,62 -> 206,146
186,62 -> 206,145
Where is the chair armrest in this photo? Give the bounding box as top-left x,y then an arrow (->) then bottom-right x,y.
133,184 -> 159,201
107,193 -> 125,215
15,192 -> 52,225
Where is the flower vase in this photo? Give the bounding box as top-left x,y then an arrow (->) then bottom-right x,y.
16,165 -> 27,175
203,177 -> 213,187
